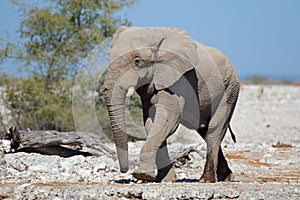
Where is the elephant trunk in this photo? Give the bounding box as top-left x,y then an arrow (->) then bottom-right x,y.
103,69 -> 137,173
103,84 -> 129,173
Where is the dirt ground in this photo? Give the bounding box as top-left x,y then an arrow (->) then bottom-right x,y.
0,85 -> 299,199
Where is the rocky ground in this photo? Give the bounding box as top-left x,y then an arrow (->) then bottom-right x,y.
0,85 -> 300,199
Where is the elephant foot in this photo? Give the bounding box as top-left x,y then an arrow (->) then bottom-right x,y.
199,177 -> 215,183
199,171 -> 217,183
199,172 -> 234,183
132,170 -> 156,181
223,172 -> 234,182
217,165 -> 233,182
161,168 -> 176,182
155,164 -> 176,182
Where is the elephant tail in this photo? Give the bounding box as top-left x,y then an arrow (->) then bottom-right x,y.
228,125 -> 236,143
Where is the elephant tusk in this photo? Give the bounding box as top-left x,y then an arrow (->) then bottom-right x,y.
126,86 -> 135,98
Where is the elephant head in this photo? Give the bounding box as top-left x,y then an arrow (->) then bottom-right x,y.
102,26 -> 199,173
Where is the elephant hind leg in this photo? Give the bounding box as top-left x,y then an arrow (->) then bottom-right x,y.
199,135 -> 234,183
199,123 -> 235,182
199,96 -> 237,183
217,147 -> 233,181
197,135 -> 233,182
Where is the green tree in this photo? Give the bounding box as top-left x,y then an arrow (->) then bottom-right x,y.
0,0 -> 135,131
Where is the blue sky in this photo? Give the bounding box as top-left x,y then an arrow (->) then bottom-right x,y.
1,0 -> 300,80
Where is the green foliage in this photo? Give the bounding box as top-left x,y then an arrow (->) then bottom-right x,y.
0,0 -> 136,131
243,75 -> 276,85
243,75 -> 296,85
2,74 -> 75,131
128,92 -> 143,126
11,0 -> 134,82
279,79 -> 292,85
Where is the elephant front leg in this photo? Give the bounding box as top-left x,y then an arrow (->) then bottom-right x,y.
132,148 -> 156,181
132,91 -> 181,181
131,141 -> 177,182
155,141 -> 176,182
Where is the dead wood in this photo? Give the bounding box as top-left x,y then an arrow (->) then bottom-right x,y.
5,127 -> 116,159
171,146 -> 202,167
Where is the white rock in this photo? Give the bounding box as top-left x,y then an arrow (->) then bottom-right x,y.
79,169 -> 92,177
94,162 -> 106,172
0,151 -> 7,176
0,139 -> 11,153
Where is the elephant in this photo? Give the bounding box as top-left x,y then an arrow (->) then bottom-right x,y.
102,26 -> 240,183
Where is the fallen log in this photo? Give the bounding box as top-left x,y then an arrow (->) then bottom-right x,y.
1,127 -> 116,159
171,146 -> 204,167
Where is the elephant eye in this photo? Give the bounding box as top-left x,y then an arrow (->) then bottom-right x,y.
133,56 -> 143,67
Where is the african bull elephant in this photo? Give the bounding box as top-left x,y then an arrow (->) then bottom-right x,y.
102,26 -> 240,183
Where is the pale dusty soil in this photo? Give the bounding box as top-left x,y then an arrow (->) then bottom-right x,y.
0,85 -> 300,199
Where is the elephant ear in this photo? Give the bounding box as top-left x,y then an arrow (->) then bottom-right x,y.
152,28 -> 198,90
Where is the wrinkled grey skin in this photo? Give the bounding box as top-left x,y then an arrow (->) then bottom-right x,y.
102,26 -> 240,183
